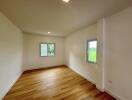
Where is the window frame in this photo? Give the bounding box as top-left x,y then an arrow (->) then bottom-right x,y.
40,42 -> 56,57
86,39 -> 97,64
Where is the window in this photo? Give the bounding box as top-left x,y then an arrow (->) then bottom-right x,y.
87,39 -> 97,63
40,43 -> 55,57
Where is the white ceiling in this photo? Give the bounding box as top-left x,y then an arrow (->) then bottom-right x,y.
0,0 -> 132,36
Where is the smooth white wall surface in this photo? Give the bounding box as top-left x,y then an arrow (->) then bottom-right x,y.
96,19 -> 106,91
0,12 -> 23,99
104,6 -> 132,100
65,6 -> 132,99
23,33 -> 65,70
65,24 -> 99,85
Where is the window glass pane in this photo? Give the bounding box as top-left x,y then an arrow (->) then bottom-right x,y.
40,44 -> 47,56
88,40 -> 97,63
48,44 -> 55,56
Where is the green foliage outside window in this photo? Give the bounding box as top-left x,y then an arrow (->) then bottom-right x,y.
40,43 -> 55,57
88,48 -> 97,63
87,40 -> 97,63
48,44 -> 55,56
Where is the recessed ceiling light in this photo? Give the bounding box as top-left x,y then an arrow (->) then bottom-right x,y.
62,0 -> 70,3
48,32 -> 51,34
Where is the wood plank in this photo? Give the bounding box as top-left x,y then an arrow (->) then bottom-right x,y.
4,66 -> 116,100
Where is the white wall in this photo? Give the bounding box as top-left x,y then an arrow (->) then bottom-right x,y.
65,6 -> 132,100
104,6 -> 132,100
0,12 -> 23,99
23,33 -> 65,70
65,24 -> 100,85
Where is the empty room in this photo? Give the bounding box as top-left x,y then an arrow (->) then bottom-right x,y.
0,0 -> 132,100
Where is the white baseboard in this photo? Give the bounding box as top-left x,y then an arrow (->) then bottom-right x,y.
66,65 -> 96,85
105,88 -> 125,100
23,65 -> 66,72
96,86 -> 104,92
1,71 -> 23,99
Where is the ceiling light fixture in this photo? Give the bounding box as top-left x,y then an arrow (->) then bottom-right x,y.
62,0 -> 70,3
48,32 -> 51,34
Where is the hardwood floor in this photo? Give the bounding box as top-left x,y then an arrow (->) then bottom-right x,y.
4,66 -> 116,100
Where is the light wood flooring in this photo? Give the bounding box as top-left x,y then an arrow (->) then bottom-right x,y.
4,66 -> 116,100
